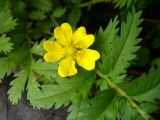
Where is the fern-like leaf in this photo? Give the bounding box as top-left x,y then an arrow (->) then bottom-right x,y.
0,34 -> 13,53
30,0 -> 52,12
113,0 -> 135,8
29,70 -> 95,109
32,59 -> 57,79
74,90 -> 115,120
0,7 -> 17,34
98,11 -> 142,82
127,58 -> 160,102
8,69 -> 28,104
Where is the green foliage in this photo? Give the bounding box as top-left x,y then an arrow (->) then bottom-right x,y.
8,69 -> 28,104
68,8 -> 81,27
29,10 -> 46,21
29,70 -> 95,109
127,58 -> 160,102
0,48 -> 28,82
74,90 -> 115,120
113,0 -> 135,8
0,34 -> 13,53
0,0 -> 160,120
30,0 -> 52,12
53,7 -> 66,18
0,7 -> 17,34
98,11 -> 142,82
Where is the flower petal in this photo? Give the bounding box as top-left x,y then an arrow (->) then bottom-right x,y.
54,23 -> 73,45
73,26 -> 95,48
43,41 -> 64,62
43,40 -> 55,51
76,49 -> 100,70
58,57 -> 77,77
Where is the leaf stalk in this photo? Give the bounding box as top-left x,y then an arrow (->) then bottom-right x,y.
95,69 -> 154,120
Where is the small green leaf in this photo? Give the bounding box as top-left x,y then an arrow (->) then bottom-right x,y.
30,0 -> 52,12
0,34 -> 13,54
113,0 -> 135,8
8,69 -> 28,104
53,7 -> 66,18
0,7 -> 17,34
31,41 -> 45,56
68,8 -> 81,27
29,11 -> 46,20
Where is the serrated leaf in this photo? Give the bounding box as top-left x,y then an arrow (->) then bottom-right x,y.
76,90 -> 115,120
53,7 -> 66,18
113,0 -> 135,8
8,69 -> 28,104
31,41 -> 45,56
29,69 -> 95,109
127,59 -> 160,102
27,71 -> 41,99
68,8 -> 81,27
98,11 -> 142,82
29,11 -> 46,20
30,0 -> 52,12
0,48 -> 29,82
0,7 -> 17,34
117,99 -> 142,120
0,34 -> 13,53
32,59 -> 58,79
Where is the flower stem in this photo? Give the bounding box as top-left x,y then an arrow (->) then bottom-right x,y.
77,0 -> 111,8
95,69 -> 155,120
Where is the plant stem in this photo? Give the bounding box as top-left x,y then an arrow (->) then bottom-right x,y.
95,69 -> 155,120
77,0 -> 111,8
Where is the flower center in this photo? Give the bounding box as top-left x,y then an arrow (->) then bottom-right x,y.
65,45 -> 82,58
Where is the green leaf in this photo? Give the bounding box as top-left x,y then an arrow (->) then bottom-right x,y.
29,69 -> 95,109
31,41 -> 45,56
68,8 -> 81,27
76,90 -> 115,120
30,0 -> 52,12
0,34 -> 13,54
27,71 -> 41,100
127,58 -> 160,102
98,11 -> 142,82
97,16 -> 119,74
29,11 -> 46,20
0,48 -> 29,82
8,69 -> 28,104
32,59 -> 58,79
113,0 -> 135,8
0,7 -> 17,34
53,7 -> 66,18
117,98 -> 141,120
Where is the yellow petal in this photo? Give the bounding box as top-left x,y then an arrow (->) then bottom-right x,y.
73,26 -> 95,48
54,23 -> 73,45
43,41 -> 64,62
43,40 -> 55,51
58,57 -> 77,77
76,49 -> 100,70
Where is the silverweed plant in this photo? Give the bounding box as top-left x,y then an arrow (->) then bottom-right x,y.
0,0 -> 160,120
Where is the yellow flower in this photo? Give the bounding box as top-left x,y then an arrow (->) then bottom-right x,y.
43,23 -> 100,77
